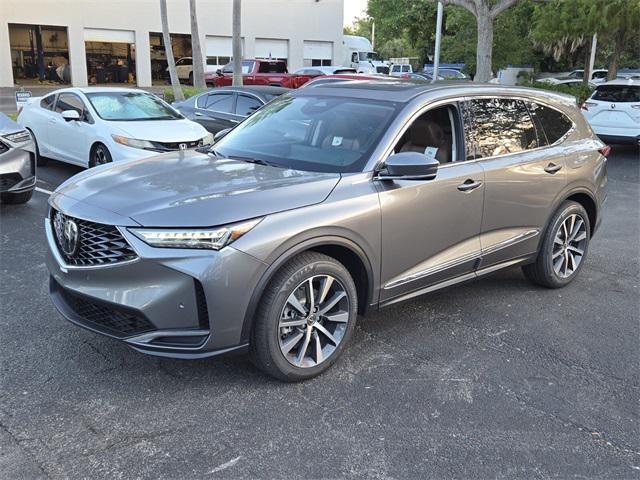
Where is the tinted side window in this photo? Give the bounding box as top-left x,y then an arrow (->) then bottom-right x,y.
526,102 -> 573,145
40,95 -> 55,110
463,98 -> 537,158
203,93 -> 234,112
55,93 -> 85,115
235,95 -> 262,116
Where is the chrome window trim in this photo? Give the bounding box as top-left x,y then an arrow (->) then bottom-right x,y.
372,93 -> 578,174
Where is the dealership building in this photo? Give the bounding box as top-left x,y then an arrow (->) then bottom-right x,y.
0,0 -> 345,87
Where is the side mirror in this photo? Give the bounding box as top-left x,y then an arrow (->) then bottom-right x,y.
216,69 -> 223,76
61,110 -> 80,122
213,128 -> 231,143
376,152 -> 439,181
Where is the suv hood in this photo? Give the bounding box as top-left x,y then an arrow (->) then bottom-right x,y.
110,119 -> 207,143
54,151 -> 340,227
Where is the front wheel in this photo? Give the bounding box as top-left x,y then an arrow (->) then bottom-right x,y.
250,252 -> 358,381
89,143 -> 112,168
523,200 -> 590,288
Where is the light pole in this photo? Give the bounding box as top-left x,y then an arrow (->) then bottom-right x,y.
432,0 -> 443,83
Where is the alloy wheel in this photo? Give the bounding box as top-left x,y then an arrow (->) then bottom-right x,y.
95,147 -> 108,165
552,213 -> 588,278
278,275 -> 350,368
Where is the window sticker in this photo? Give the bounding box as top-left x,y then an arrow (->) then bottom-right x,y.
424,146 -> 439,160
332,136 -> 343,147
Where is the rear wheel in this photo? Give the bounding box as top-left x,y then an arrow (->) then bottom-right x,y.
1,189 -> 33,204
249,252 -> 358,381
89,143 -> 112,168
523,200 -> 590,288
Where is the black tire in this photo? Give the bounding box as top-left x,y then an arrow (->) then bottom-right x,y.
27,129 -> 47,166
1,189 -> 34,204
523,200 -> 590,288
249,252 -> 358,382
89,143 -> 112,168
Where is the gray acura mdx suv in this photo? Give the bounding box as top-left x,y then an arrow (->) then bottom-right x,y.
46,81 -> 608,381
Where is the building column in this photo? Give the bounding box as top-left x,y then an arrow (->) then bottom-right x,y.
288,38 -> 303,72
67,26 -> 87,87
135,30 -> 152,87
0,23 -> 14,87
244,36 -> 255,60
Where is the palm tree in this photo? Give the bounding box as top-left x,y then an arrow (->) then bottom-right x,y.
160,0 -> 184,101
232,0 -> 243,86
189,0 -> 206,88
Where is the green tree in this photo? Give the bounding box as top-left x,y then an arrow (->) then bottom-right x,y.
343,16 -> 373,39
443,0 -> 521,82
598,0 -> 640,79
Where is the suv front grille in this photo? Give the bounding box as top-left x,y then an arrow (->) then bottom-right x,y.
56,281 -> 155,338
51,209 -> 138,267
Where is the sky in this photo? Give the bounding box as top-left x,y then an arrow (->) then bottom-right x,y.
343,0 -> 368,27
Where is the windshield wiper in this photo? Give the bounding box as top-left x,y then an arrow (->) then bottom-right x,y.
227,155 -> 284,168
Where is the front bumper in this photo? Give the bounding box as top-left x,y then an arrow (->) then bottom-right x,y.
0,144 -> 36,193
45,202 -> 268,358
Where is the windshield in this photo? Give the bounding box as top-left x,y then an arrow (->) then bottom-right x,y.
358,52 -> 378,61
213,95 -> 398,173
86,92 -> 182,121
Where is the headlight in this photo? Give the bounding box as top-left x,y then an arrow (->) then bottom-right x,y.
129,218 -> 262,250
111,134 -> 155,150
3,130 -> 31,144
200,132 -> 214,145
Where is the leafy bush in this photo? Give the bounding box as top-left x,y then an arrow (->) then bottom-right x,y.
163,87 -> 207,104
529,81 -> 594,105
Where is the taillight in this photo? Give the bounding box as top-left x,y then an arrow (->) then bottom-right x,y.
598,145 -> 611,157
581,102 -> 597,111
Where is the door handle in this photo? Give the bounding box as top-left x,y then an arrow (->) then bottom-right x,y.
229,119 -> 240,124
194,112 -> 204,116
544,163 -> 563,174
457,179 -> 482,192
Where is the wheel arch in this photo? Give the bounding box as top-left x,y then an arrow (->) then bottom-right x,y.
240,236 -> 376,344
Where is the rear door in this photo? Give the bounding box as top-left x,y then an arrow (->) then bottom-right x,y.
234,93 -> 264,118
463,97 -> 568,268
193,91 -> 237,133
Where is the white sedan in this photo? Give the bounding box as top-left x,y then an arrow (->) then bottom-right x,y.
581,79 -> 640,146
18,87 -> 213,168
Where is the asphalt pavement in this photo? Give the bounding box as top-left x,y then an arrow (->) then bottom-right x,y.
1,146 -> 639,479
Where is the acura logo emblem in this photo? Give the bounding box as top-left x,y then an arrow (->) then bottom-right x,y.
54,212 -> 79,257
611,103 -> 616,109
178,143 -> 187,151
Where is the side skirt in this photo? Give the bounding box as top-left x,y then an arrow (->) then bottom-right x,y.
377,254 -> 535,309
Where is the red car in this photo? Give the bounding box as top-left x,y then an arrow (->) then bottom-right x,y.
207,59 -> 296,88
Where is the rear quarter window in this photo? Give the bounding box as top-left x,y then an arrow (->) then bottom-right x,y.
40,95 -> 55,110
526,102 -> 573,146
592,85 -> 640,102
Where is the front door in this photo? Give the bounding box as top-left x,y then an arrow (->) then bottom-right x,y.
49,92 -> 91,165
377,103 -> 485,304
462,98 -> 568,268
